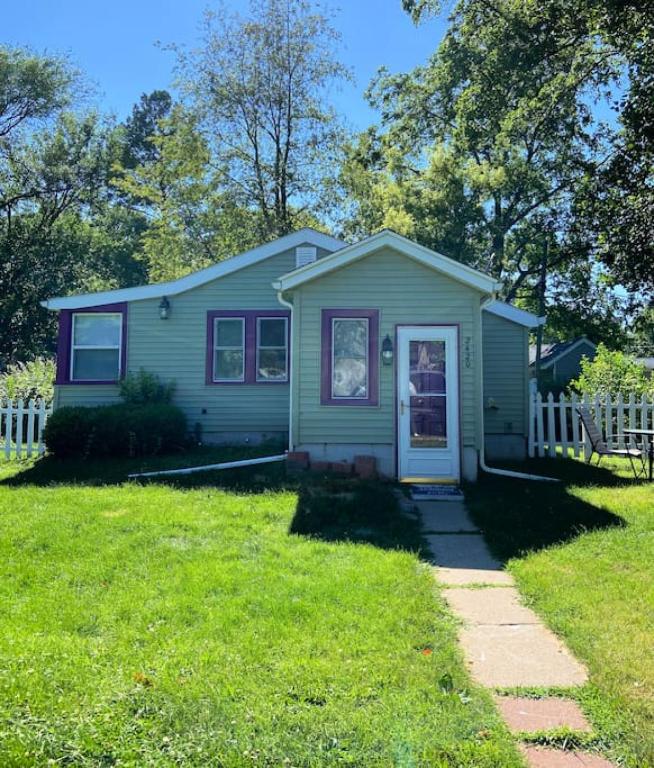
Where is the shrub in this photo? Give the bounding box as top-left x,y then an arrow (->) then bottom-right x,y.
0,358 -> 55,402
119,369 -> 175,405
569,343 -> 654,397
44,403 -> 187,459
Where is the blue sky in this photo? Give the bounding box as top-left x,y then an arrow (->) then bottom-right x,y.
4,0 -> 448,128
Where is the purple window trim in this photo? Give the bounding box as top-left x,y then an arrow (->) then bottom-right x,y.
320,309 -> 379,406
55,302 -> 128,385
206,309 -> 290,385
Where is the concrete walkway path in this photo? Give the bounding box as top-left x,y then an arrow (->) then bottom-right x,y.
410,496 -> 615,768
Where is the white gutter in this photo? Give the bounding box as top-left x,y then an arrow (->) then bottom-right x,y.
128,453 -> 286,479
479,296 -> 559,483
276,290 -> 295,452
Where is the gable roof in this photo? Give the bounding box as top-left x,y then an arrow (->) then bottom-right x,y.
485,300 -> 544,328
273,229 -> 501,294
42,228 -> 346,311
529,337 -> 597,368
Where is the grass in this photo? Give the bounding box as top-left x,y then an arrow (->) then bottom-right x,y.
0,450 -> 521,768
465,456 -> 654,768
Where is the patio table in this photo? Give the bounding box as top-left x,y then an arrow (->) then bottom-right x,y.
623,428 -> 654,481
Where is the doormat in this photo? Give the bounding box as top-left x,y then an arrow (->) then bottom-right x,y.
410,484 -> 464,501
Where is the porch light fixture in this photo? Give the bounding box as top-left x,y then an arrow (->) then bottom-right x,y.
381,334 -> 393,365
159,296 -> 170,320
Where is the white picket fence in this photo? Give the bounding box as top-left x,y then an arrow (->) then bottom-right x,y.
0,399 -> 53,460
528,380 -> 654,459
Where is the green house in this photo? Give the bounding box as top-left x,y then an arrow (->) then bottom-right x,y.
43,228 -> 542,482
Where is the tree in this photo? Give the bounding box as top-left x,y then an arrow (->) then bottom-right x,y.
174,0 -> 350,239
569,343 -> 653,397
114,106 -> 262,281
398,0 -> 654,299
344,0 -> 619,306
121,90 -> 173,169
0,47 -> 116,364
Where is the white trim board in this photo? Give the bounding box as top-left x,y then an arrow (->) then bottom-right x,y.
42,228 -> 346,310
274,229 -> 501,294
484,300 -> 544,328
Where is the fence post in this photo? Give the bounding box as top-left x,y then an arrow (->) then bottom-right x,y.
4,400 -> 12,460
536,391 -> 545,457
583,393 -> 592,459
571,392 -> 580,457
37,400 -> 48,456
604,393 -> 613,449
558,391 -> 568,458
26,400 -> 35,458
15,398 -> 25,460
547,392 -> 557,457
616,393 -> 625,449
528,379 -> 537,458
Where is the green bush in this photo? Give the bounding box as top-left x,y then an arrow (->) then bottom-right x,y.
44,403 -> 187,459
0,358 -> 55,402
119,369 -> 175,405
569,343 -> 654,397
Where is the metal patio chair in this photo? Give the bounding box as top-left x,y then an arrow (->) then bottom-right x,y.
576,406 -> 646,478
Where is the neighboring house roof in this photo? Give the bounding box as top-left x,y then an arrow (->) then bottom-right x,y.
485,300 -> 544,328
273,229 -> 502,294
42,228 -> 346,310
528,337 -> 597,369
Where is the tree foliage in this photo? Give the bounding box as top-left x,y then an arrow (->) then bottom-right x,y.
569,343 -> 653,397
175,0 -> 350,239
344,0 -> 618,306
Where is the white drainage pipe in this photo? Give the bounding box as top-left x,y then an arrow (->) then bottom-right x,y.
128,453 -> 287,479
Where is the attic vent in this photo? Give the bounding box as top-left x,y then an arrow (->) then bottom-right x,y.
296,246 -> 317,268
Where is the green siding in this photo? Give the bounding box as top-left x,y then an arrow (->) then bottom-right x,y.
291,246 -> 484,451
54,244 -> 319,440
482,312 -> 528,435
552,341 -> 596,384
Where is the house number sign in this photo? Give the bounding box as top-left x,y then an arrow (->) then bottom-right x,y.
464,336 -> 472,368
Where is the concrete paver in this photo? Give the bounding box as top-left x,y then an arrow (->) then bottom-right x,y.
495,696 -> 592,733
520,745 -> 615,767
460,624 -> 588,687
435,566 -> 515,586
425,533 -> 502,570
444,587 -> 539,625
417,501 -> 479,532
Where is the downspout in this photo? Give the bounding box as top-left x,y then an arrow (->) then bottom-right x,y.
277,290 -> 294,452
479,296 -> 559,483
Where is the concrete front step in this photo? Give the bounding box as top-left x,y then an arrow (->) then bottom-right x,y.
495,696 -> 592,733
520,745 -> 616,767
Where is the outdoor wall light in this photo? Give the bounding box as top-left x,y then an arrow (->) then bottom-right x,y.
381,334 -> 394,365
159,296 -> 170,320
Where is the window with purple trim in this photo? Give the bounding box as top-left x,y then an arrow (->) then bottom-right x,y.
321,309 -> 379,406
206,310 -> 289,385
71,313 -> 122,381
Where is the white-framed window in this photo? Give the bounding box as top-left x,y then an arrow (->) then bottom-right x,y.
256,316 -> 288,382
70,313 -> 122,381
331,317 -> 369,399
213,317 -> 245,382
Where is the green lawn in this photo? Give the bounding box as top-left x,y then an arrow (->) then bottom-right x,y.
465,456 -> 654,768
0,452 -> 521,768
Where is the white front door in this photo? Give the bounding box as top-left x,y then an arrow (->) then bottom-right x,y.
397,326 -> 460,482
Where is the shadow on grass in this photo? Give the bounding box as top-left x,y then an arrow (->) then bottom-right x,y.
465,456 -> 633,563
1,447 -> 425,555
